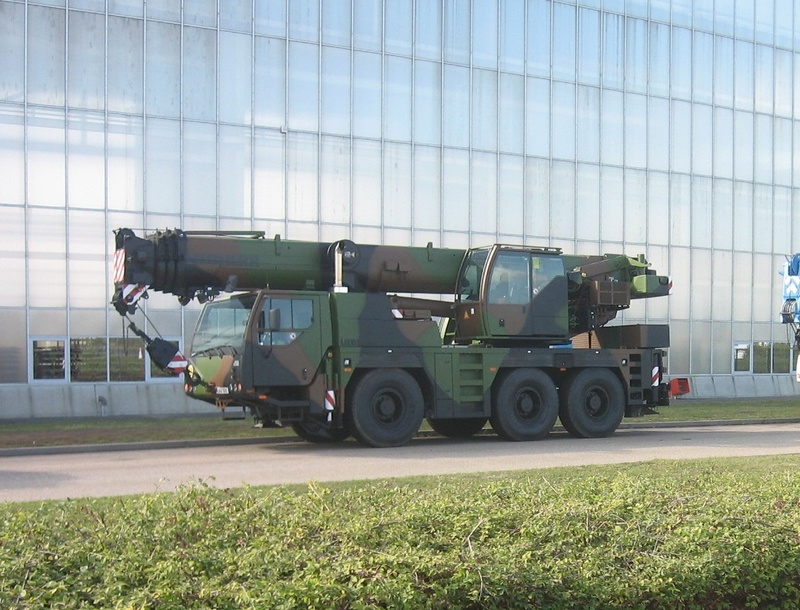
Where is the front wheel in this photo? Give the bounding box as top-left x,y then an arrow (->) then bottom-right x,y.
490,368 -> 559,441
559,369 -> 625,438
348,369 -> 424,448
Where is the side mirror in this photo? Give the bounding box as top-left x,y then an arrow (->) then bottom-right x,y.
268,308 -> 281,331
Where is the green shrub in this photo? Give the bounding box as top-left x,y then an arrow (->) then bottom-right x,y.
1,456 -> 799,608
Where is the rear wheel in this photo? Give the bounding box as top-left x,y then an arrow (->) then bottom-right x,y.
427,417 -> 488,439
559,369 -> 625,438
490,368 -> 559,441
291,420 -> 350,443
348,369 -> 424,448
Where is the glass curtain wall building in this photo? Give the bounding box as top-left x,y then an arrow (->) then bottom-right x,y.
1,0 -> 799,417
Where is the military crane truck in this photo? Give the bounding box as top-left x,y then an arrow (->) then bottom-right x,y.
780,253 -> 800,381
111,228 -> 672,448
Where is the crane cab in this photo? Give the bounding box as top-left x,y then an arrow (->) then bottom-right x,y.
453,245 -> 570,346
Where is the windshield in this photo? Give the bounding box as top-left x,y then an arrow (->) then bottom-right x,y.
458,248 -> 489,301
191,293 -> 257,355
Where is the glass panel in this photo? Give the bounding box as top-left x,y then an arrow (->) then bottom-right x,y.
183,0 -> 216,27
28,107 -> 66,207
146,118 -> 180,214
32,339 -> 66,381
413,146 -> 441,231
713,107 -> 733,180
352,139 -> 381,227
499,0 -> 524,72
183,121 -> 217,216
219,0 -> 251,32
71,338 -> 107,382
752,254 -> 772,322
712,323 -> 732,374
774,118 -> 792,186
525,77 -> 549,157
625,18 -> 647,94
754,45 -> 773,115
795,122 -> 800,187
624,169 -> 646,244
353,51 -> 381,138
773,187 -> 791,255
255,0 -> 286,37
253,128 -> 285,220
691,249 -> 712,320
498,155 -> 523,237
550,161 -> 574,239
731,253 -> 752,322
108,16 -> 143,114
288,41 -> 319,132
444,0 -> 471,65
442,148 -> 470,232
499,73 -> 523,154
472,1 -> 497,68
733,110 -> 754,182
219,125 -> 252,219
385,56 -> 411,142
472,69 -> 498,151
146,21 -> 181,118
552,4 -> 576,81
68,11 -> 105,110
692,104 -> 712,176
552,83 -> 575,161
354,0 -> 382,51
0,105 -> 24,204
670,27 -> 691,100
109,337 -> 145,381
67,110 -> 105,209
754,1 -> 774,45
526,0 -> 550,77
753,114 -> 773,184
414,60 -> 442,146
601,89 -> 623,166
624,93 -> 646,169
713,36 -> 733,108
319,136 -> 350,225
774,0 -> 793,48
322,46 -> 351,135
28,6 -> 65,107
773,341 -> 792,374
733,341 -> 751,372
734,41 -> 754,111
600,166 -> 623,242
254,37 -> 285,128
647,171 -> 668,245
383,142 -> 411,228
575,164 -> 599,241
219,32 -> 252,125
691,177 -> 712,248
648,97 -> 669,171
287,133 -> 318,222
692,32 -> 713,104
669,174 -> 690,247
182,27 -> 217,121
0,2 -> 24,103
323,0 -> 351,46
577,8 -> 600,86
416,0 -> 442,60
712,180 -> 733,250
735,0 -> 755,40
774,50 -> 792,118
752,185 -> 772,253
603,13 -> 624,89
385,1 -> 412,55
289,0 -> 319,43
107,113 -> 143,211
470,152 -> 497,235
648,22 -> 669,97
733,182 -> 753,252
650,0 -> 670,23
576,86 -> 599,163
0,308 -> 25,382
524,157 -> 549,240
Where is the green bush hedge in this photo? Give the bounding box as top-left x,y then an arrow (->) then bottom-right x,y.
2,456 -> 799,609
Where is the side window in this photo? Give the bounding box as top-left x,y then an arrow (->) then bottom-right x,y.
531,256 -> 565,295
258,298 -> 313,346
488,252 -> 530,304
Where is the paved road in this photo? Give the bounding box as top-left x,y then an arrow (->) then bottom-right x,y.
2,423 -> 800,503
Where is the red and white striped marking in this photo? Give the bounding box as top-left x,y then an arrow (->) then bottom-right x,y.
121,283 -> 149,305
166,352 -> 188,375
113,249 -> 126,283
651,366 -> 660,387
391,308 -> 403,319
325,390 -> 336,422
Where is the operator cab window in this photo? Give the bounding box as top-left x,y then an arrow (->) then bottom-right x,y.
488,252 -> 531,305
531,256 -> 564,296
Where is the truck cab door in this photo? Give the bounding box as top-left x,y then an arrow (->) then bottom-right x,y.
248,293 -> 326,388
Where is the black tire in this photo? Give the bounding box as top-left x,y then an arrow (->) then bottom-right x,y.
559,369 -> 625,438
291,420 -> 350,443
427,417 -> 488,439
347,369 -> 424,448
490,368 -> 559,441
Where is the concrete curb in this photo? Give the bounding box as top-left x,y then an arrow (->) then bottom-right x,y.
2,418 -> 800,458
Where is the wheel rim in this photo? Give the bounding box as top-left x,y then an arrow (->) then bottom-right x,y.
372,389 -> 403,425
514,386 -> 543,421
584,385 -> 609,419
